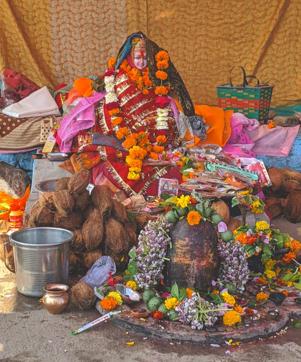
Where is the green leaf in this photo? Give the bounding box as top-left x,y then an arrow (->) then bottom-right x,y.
292,320 -> 301,328
127,261 -> 137,275
282,273 -> 295,282
171,282 -> 179,298
211,293 -> 223,305
225,283 -> 237,294
195,203 -> 204,214
128,248 -> 137,260
179,288 -> 186,301
294,282 -> 301,290
231,197 -> 239,208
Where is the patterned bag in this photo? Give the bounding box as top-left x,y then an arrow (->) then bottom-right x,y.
217,67 -> 273,123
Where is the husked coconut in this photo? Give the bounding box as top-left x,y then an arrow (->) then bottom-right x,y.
82,209 -> 104,250
68,170 -> 90,194
91,185 -> 113,217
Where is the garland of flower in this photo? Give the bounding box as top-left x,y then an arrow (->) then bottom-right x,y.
104,51 -> 171,181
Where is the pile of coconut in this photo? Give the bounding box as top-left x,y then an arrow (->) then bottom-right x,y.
26,170 -> 138,273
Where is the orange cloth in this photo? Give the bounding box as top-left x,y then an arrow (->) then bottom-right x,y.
194,104 -> 232,147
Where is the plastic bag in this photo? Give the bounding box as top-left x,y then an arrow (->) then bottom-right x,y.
82,256 -> 116,288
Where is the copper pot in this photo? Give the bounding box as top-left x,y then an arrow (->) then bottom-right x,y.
40,283 -> 69,314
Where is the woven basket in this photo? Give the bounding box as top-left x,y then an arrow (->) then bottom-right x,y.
217,67 -> 273,123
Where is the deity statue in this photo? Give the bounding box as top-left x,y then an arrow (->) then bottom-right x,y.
57,32 -> 207,197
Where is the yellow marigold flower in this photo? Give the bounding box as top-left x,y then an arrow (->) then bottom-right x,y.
221,292 -> 236,306
164,297 -> 179,310
107,291 -> 123,305
255,221 -> 270,232
265,259 -> 276,270
256,291 -> 269,302
126,280 -> 138,291
127,171 -> 140,181
264,269 -> 276,279
176,195 -> 191,208
223,310 -> 241,326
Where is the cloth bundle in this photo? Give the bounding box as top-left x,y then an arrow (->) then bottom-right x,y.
2,86 -> 60,118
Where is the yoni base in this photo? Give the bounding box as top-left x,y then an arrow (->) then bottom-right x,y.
112,297 -> 301,345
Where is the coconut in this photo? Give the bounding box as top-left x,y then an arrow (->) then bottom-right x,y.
91,185 -> 113,217
39,191 -> 56,211
268,167 -> 284,192
82,209 -> 104,250
283,191 -> 301,223
71,281 -> 96,310
68,169 -> 90,194
227,218 -> 242,232
53,190 -> 75,216
55,177 -> 70,191
75,190 -> 90,212
83,250 -> 102,269
125,222 -> 138,245
33,204 -> 54,226
211,200 -> 230,224
54,212 -> 82,230
104,218 -> 129,254
112,199 -> 129,224
71,229 -> 86,251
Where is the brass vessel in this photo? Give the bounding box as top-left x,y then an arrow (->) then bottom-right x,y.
40,283 -> 69,314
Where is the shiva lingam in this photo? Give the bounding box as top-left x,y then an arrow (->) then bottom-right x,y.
40,283 -> 69,314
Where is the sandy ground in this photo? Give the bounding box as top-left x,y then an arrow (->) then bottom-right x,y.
1,217 -> 301,362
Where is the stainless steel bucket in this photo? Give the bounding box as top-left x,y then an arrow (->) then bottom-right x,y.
9,227 -> 73,297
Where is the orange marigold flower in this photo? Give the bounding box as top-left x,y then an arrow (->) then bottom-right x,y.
122,136 -> 137,149
120,60 -> 128,71
267,120 -> 276,129
129,145 -> 147,160
155,50 -> 170,63
155,86 -> 169,96
107,56 -> 116,69
256,291 -> 269,302
282,251 -> 296,264
186,288 -> 193,299
116,127 -> 129,140
155,70 -> 168,81
152,145 -> 164,153
290,240 -> 301,253
152,311 -> 164,320
142,89 -> 149,95
149,152 -> 159,160
100,296 -> 118,311
126,156 -> 142,169
156,135 -> 167,144
187,210 -> 202,226
109,108 -> 120,116
111,117 -> 123,126
234,304 -> 244,314
157,60 -> 169,70
256,276 -> 268,285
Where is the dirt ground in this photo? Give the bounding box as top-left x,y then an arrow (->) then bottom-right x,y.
1,217 -> 301,362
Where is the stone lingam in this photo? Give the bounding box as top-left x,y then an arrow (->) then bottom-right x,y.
165,219 -> 220,292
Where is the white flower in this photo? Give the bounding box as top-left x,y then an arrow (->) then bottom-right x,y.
104,75 -> 115,85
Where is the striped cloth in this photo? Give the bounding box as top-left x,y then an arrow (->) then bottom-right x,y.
0,113 -> 58,151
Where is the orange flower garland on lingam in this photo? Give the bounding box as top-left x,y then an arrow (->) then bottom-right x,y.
104,50 -> 172,181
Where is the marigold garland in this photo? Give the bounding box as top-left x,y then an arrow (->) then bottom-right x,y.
256,291 -> 269,302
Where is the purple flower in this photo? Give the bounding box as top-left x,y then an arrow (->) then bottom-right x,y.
218,222 -> 228,233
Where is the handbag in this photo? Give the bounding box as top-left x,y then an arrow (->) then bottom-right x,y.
217,67 -> 273,123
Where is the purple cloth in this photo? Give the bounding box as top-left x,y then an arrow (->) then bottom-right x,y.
57,92 -> 104,152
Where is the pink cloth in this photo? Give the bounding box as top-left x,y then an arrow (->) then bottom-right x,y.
223,113 -> 259,157
224,112 -> 300,157
248,124 -> 300,156
56,92 -> 104,152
